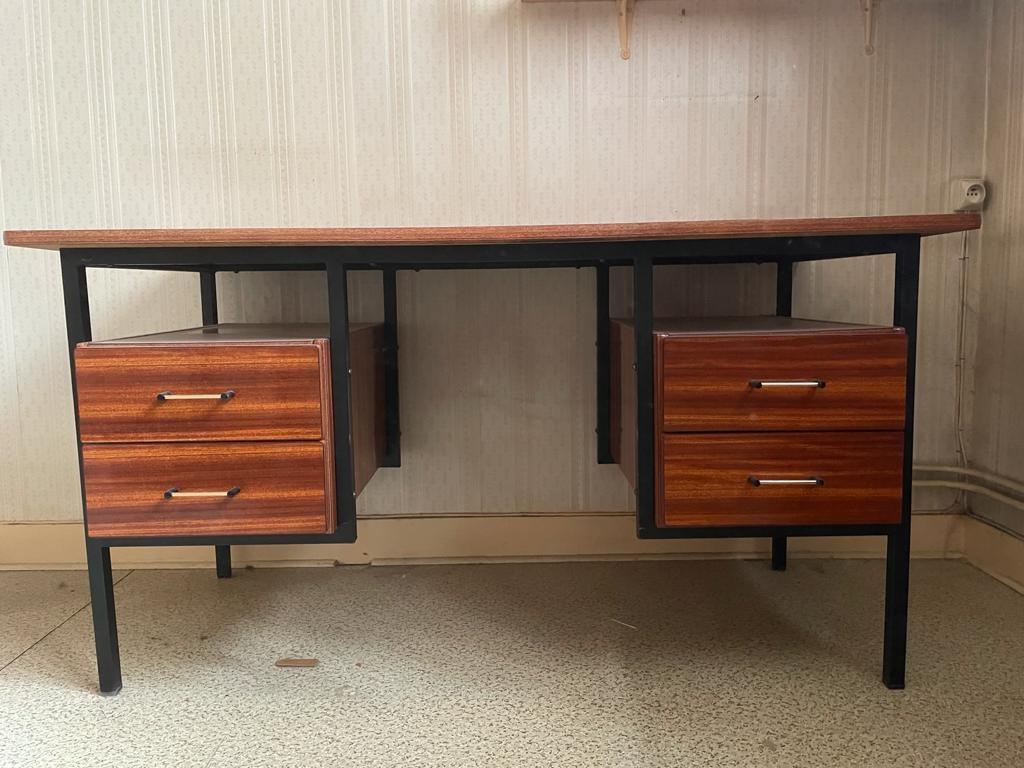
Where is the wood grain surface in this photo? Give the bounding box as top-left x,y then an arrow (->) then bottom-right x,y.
82,441 -> 332,536
75,342 -> 326,442
658,328 -> 907,432
658,431 -> 904,527
346,324 -> 386,495
3,213 -> 980,250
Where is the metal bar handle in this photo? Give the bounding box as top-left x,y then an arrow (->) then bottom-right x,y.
748,476 -> 824,487
156,390 -> 235,401
163,486 -> 241,499
749,380 -> 826,389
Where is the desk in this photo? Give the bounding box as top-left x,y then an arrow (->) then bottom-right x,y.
4,214 -> 980,694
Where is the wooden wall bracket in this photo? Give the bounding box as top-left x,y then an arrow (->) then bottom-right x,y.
617,0 -> 635,60
862,0 -> 879,55
523,0 -> 637,61
524,1 -> 880,61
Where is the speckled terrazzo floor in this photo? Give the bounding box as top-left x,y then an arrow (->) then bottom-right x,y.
2,560 -> 1023,768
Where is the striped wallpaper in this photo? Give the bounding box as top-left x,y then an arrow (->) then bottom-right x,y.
968,0 -> 1024,535
0,0 -> 992,523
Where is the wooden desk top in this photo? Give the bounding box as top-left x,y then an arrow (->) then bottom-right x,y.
3,213 -> 979,250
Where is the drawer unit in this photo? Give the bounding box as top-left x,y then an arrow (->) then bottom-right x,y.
75,323 -> 387,538
82,441 -> 333,537
610,316 -> 908,530
657,319 -> 907,432
658,431 -> 903,527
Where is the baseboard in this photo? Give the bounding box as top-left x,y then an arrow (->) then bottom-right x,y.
963,515 -> 1024,595
0,513 -> 966,569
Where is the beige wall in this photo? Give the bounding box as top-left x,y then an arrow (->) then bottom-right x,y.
967,0 -> 1024,535
0,0 -> 990,529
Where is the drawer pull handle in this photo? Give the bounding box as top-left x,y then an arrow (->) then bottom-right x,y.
163,486 -> 242,499
749,380 -> 826,389
156,390 -> 235,401
748,476 -> 824,487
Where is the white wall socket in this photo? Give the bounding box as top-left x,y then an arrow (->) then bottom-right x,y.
950,178 -> 987,212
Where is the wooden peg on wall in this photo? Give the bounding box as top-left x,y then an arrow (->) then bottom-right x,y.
618,0 -> 635,60
522,0 -> 638,61
862,0 -> 879,55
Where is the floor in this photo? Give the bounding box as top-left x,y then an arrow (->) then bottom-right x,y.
2,560 -> 1023,768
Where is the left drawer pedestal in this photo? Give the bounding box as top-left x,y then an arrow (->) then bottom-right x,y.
74,323 -> 386,540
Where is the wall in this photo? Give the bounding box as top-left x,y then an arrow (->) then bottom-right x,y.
0,0 -> 989,531
967,0 -> 1024,535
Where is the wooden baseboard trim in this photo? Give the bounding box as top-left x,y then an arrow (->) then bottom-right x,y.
0,513 -> 966,569
963,515 -> 1024,595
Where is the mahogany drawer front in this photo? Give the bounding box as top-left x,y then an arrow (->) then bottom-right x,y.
75,343 -> 327,442
658,329 -> 907,432
658,431 -> 903,527
82,442 -> 333,537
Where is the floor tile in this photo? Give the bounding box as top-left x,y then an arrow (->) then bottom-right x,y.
2,560 -> 1022,767
0,570 -> 127,667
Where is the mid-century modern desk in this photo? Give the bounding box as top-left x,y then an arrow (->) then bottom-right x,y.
3,214 -> 981,695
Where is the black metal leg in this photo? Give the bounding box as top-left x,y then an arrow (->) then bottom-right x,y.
199,269 -> 219,326
596,263 -> 613,464
771,261 -> 793,570
775,260 -> 793,317
633,256 -> 656,533
200,271 -> 230,576
85,541 -> 122,695
883,236 -> 920,689
215,545 -> 232,578
326,260 -> 358,541
60,256 -> 92,349
883,528 -> 911,688
382,267 -> 401,467
61,254 -> 122,695
771,537 -> 787,571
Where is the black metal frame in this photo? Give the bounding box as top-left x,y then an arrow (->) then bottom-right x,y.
61,232 -> 920,694
381,267 -> 402,467
596,263 -> 613,464
885,237 -> 920,690
199,270 -> 233,580
771,260 -> 794,572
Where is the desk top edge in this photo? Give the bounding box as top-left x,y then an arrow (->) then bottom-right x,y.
2,214 -> 981,250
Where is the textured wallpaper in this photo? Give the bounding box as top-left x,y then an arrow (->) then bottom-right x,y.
968,0 -> 1024,535
0,0 -> 990,522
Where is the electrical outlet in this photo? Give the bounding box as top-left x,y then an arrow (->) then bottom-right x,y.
950,178 -> 987,212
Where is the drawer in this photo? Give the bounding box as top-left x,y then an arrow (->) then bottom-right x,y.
82,442 -> 333,537
657,328 -> 907,432
658,432 -> 903,527
75,342 -> 327,442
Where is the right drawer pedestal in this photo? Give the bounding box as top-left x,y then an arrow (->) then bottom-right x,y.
612,317 -> 909,531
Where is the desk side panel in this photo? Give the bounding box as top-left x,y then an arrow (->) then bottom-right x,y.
347,324 -> 386,495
